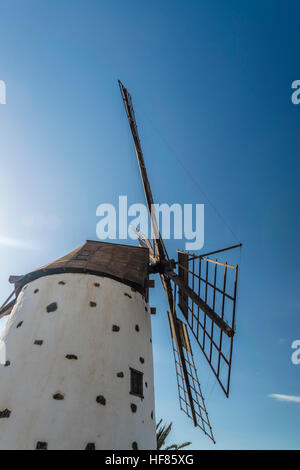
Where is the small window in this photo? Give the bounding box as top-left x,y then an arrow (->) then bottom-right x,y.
130,368 -> 143,398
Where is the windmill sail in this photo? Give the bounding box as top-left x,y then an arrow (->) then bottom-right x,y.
167,311 -> 215,443
174,249 -> 239,397
119,80 -> 242,440
118,80 -> 168,261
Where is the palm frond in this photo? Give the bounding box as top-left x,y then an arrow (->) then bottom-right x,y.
176,441 -> 192,449
156,419 -> 192,450
157,421 -> 173,449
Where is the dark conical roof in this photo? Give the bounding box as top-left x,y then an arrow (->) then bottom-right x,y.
0,241 -> 149,319
18,240 -> 149,292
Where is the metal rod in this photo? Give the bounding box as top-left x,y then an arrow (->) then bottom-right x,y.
209,261 -> 218,363
196,258 -> 201,342
226,265 -> 238,394
217,263 -> 227,376
177,243 -> 242,263
203,260 -> 209,350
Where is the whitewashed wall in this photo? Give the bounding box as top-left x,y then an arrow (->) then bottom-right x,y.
0,273 -> 156,450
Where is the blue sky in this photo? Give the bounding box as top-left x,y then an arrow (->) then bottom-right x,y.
0,0 -> 299,449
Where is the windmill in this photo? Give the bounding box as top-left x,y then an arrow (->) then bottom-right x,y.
0,81 -> 241,450
119,80 -> 242,444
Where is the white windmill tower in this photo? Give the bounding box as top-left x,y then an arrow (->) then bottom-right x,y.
0,241 -> 156,450
0,82 -> 242,450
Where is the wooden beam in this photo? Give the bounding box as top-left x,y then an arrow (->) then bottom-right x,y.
178,243 -> 242,263
118,80 -> 168,263
166,271 -> 234,338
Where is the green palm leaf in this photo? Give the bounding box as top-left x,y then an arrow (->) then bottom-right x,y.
156,419 -> 192,450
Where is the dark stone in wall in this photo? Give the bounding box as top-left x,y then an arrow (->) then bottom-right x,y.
96,395 -> 106,406
53,393 -> 64,400
66,354 -> 78,360
131,403 -> 137,413
85,443 -> 95,450
0,409 -> 11,418
46,302 -> 57,313
36,442 -> 48,450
